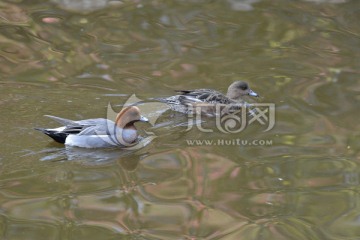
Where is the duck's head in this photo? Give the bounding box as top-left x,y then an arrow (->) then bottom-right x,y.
115,106 -> 148,129
226,81 -> 259,100
115,106 -> 148,145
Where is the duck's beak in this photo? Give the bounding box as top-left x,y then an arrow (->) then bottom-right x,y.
139,115 -> 149,122
248,89 -> 259,97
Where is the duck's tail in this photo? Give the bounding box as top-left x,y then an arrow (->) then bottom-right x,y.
43,115 -> 76,126
34,128 -> 67,144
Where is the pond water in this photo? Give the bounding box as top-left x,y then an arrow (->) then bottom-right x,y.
0,0 -> 359,239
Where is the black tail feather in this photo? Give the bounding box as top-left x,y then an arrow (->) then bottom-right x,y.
34,128 -> 68,144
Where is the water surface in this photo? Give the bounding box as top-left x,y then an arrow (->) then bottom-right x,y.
0,0 -> 359,239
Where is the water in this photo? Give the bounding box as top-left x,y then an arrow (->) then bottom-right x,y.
0,0 -> 359,239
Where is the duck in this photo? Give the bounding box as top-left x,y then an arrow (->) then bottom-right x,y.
35,106 -> 149,148
156,81 -> 259,115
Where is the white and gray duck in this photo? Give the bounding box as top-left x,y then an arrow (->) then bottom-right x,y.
35,106 -> 148,148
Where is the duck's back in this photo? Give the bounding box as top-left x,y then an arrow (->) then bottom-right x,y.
174,89 -> 232,104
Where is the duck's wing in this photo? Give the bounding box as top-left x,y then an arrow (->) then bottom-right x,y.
43,116 -> 108,134
73,118 -> 109,127
175,89 -> 232,104
45,115 -> 109,127
36,117 -> 112,143
76,119 -> 117,136
175,88 -> 220,97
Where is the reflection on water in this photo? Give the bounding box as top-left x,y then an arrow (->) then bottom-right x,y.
0,0 -> 360,239
2,146 -> 359,239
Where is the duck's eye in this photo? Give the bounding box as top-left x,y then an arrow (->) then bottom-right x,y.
240,85 -> 248,90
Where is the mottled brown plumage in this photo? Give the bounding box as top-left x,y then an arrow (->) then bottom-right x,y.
157,81 -> 259,115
